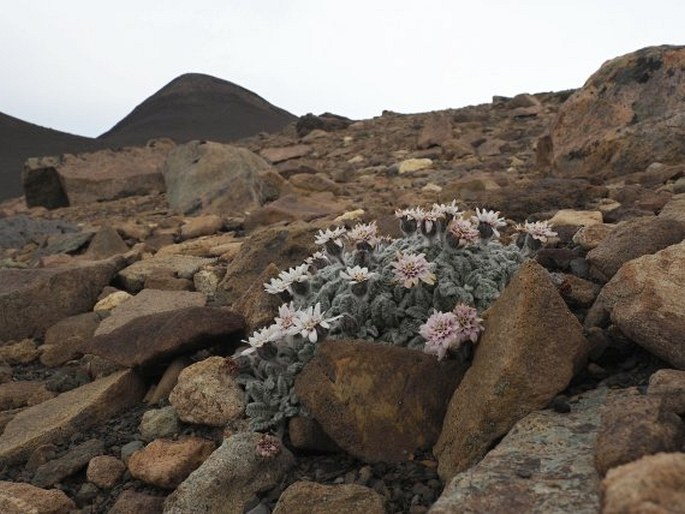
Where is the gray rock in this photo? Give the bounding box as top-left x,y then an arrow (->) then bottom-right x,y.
162,141 -> 270,216
163,432 -> 294,514
139,406 -> 180,442
430,389 -> 607,514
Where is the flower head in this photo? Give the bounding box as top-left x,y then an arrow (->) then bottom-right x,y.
255,434 -> 281,458
447,218 -> 481,247
515,220 -> 557,244
391,252 -> 436,288
240,324 -> 281,355
432,200 -> 462,219
273,302 -> 300,336
346,221 -> 378,248
340,266 -> 378,284
472,208 -> 506,238
419,311 -> 461,360
293,303 -> 341,343
280,263 -> 310,284
315,227 -> 347,247
452,303 -> 484,344
264,277 -> 289,295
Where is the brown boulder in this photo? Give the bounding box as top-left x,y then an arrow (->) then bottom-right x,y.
295,340 -> 467,463
601,453 -> 685,513
594,388 -> 685,476
40,311 -> 100,367
586,240 -> 685,369
84,307 -> 244,369
0,259 -> 121,340
434,260 -> 590,481
0,481 -> 75,513
586,217 -> 685,282
260,144 -> 312,164
551,45 -> 685,179
417,114 -> 452,149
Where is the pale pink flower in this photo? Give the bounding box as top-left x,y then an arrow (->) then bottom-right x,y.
273,302 -> 300,337
346,221 -> 379,247
391,252 -> 436,288
452,303 -> 484,344
340,266 -> 378,284
447,218 -> 481,246
293,303 -> 341,343
472,208 -> 506,238
419,311 -> 461,360
515,220 -> 557,243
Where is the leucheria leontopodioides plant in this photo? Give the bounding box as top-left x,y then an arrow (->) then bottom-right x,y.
234,201 -> 557,432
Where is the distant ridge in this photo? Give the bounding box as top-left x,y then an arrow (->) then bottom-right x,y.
0,73 -> 297,202
98,73 -> 297,147
0,112 -> 100,201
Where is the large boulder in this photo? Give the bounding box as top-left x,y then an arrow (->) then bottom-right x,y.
0,259 -> 122,341
162,140 -> 271,215
586,240 -> 685,369
549,45 -> 685,178
295,340 -> 467,463
434,260 -> 590,481
22,139 -> 174,209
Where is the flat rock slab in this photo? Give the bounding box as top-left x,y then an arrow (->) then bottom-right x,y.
0,259 -> 121,340
295,340 -> 467,463
117,254 -> 215,293
0,480 -> 76,513
32,438 -> 104,488
430,388 -> 608,514
0,369 -> 145,466
84,307 -> 244,368
95,289 -> 206,336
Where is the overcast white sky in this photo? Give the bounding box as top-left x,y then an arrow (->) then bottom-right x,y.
1,1 -> 683,137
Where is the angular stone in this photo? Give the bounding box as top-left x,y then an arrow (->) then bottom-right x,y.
244,193 -> 349,230
180,215 -> 224,240
649,369 -> 685,414
32,438 -> 104,488
417,114 -> 452,149
83,225 -> 129,260
117,254 -> 215,293
295,340 -> 467,463
139,406 -> 180,442
0,381 -> 55,410
86,454 -> 126,489
287,416 -> 340,453
434,260 -> 590,481
232,263 -> 282,334
586,217 -> 685,282
0,259 -> 121,340
398,158 -> 432,174
108,490 -> 165,514
0,339 -> 40,364
601,453 -> 685,513
95,289 -> 206,336
430,389 -> 607,514
260,144 -> 312,164
169,356 -> 246,427
84,307 -> 244,369
0,480 -> 76,513
587,240 -> 685,369
595,388 -> 685,476
273,482 -> 386,514
0,369 -> 145,465
40,311 -> 100,367
572,223 -> 615,250
93,290 -> 132,314
659,193 -> 685,223
289,173 -> 340,194
548,209 -> 603,227
217,223 -> 318,306
23,141 -> 173,208
128,436 -> 216,489
163,432 -> 294,514
162,141 -> 270,216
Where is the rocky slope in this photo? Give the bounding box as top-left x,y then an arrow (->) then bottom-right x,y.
0,45 -> 684,514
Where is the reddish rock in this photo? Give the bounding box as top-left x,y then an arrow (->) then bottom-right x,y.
0,480 -> 75,513
86,455 -> 126,488
586,240 -> 685,369
649,369 -> 685,414
32,438 -> 105,488
273,482 -> 386,514
417,115 -> 452,149
586,217 -> 685,282
244,193 -> 350,230
180,215 -> 224,240
0,259 -> 122,340
601,453 -> 685,513
40,311 -> 100,367
260,144 -> 312,164
434,260 -> 590,481
594,388 -> 685,476
108,490 -> 165,514
83,224 -> 129,260
128,436 -> 216,489
551,45 -> 685,179
84,307 -> 244,369
295,340 -> 467,463
169,356 -> 246,426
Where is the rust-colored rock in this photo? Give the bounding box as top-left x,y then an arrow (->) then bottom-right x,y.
295,340 -> 467,463
273,482 -> 386,514
434,260 -> 590,481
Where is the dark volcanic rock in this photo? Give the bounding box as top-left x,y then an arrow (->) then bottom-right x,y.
83,307 -> 245,368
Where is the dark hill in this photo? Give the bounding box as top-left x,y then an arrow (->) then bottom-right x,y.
98,73 -> 297,147
0,112 -> 101,201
